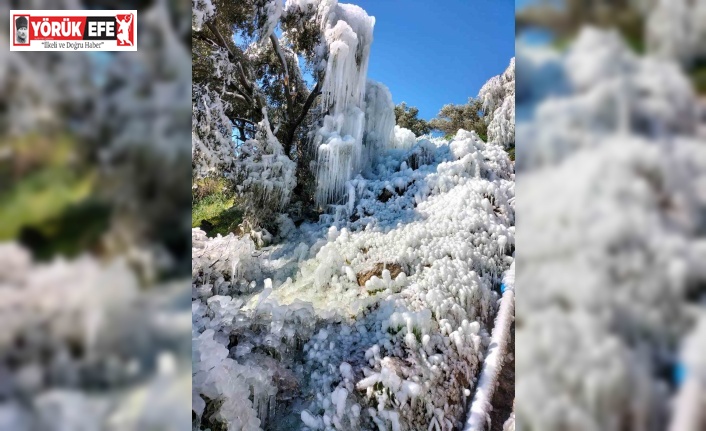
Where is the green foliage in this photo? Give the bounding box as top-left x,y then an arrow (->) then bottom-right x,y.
18,200 -> 111,262
0,134 -> 110,259
192,177 -> 243,237
394,103 -> 431,136
430,98 -> 488,141
193,175 -> 229,202
690,61 -> 706,95
412,326 -> 422,342
0,167 -> 97,238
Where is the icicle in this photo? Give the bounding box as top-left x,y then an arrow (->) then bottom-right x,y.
363,81 -> 396,161
346,181 -> 356,215
312,2 -> 376,206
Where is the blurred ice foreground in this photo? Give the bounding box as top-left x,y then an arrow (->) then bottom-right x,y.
516,26 -> 706,430
0,0 -> 192,429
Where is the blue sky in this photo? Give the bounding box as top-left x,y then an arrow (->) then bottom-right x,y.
354,0 -> 515,120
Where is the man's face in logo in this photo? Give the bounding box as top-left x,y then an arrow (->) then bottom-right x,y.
17,25 -> 27,40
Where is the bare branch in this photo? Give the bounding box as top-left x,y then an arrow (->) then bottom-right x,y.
284,79 -> 322,154
270,33 -> 294,125
294,80 -> 322,131
230,116 -> 257,127
270,34 -> 296,136
193,31 -> 219,48
270,34 -> 290,85
224,91 -> 247,103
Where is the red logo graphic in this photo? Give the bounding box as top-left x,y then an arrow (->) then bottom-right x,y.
115,13 -> 134,46
11,12 -> 136,48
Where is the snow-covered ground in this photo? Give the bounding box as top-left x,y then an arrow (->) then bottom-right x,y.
192,129 -> 515,430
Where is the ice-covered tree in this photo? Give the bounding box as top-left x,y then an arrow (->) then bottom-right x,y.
193,0 -> 407,229
645,0 -> 694,66
429,98 -> 488,140
192,0 -> 317,177
645,0 -> 706,67
479,58 -> 515,148
393,103 -> 431,136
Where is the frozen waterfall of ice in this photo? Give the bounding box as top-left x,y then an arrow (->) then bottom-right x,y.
311,1 -> 375,206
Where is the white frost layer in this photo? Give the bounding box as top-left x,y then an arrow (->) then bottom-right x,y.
516,27 -> 697,172
391,125 -> 416,150
238,111 -> 298,211
645,0 -> 706,67
0,243 -> 191,431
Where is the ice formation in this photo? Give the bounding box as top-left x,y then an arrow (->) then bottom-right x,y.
479,58 -> 515,148
237,111 -> 298,211
391,126 -> 417,151
0,244 -> 191,430
258,0 -> 285,42
192,0 -> 216,31
192,126 -> 515,430
309,1 -> 376,206
463,263 -> 514,431
0,2 -> 192,428
363,81 -> 397,163
192,84 -> 238,179
516,27 -> 706,430
516,28 -> 698,172
645,0 -> 706,67
308,1 -> 417,206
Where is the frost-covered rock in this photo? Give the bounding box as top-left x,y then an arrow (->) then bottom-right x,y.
391,126 -> 417,150
192,228 -> 260,297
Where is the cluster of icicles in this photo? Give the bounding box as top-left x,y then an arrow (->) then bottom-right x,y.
311,0 -> 413,207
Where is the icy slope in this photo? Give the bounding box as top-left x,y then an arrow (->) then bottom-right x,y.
192,130 -> 515,431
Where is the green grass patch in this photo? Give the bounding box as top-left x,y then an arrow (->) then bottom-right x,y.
19,199 -> 111,261
192,177 -> 243,237
0,133 -> 112,259
0,166 -> 96,241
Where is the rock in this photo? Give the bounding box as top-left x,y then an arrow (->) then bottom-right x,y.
356,263 -> 403,287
